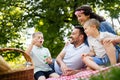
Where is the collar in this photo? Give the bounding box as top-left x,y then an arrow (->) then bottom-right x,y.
34,45 -> 43,49
73,43 -> 86,49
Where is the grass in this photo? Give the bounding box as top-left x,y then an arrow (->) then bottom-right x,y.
89,67 -> 120,80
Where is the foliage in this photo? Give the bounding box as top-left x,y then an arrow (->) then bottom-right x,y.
0,0 -> 120,58
0,0 -> 26,48
89,67 -> 120,80
23,0 -> 120,57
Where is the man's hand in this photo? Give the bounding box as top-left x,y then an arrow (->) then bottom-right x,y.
63,69 -> 80,76
60,63 -> 73,76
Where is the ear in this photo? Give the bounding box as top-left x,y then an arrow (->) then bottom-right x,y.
92,24 -> 97,29
86,15 -> 90,19
79,34 -> 84,40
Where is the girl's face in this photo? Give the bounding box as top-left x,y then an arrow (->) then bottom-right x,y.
75,12 -> 90,26
83,25 -> 93,37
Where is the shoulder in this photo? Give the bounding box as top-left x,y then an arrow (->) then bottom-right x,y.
81,43 -> 90,52
65,43 -> 74,48
100,32 -> 117,38
100,31 -> 115,35
81,43 -> 90,49
100,21 -> 113,29
100,21 -> 111,26
42,47 -> 49,51
88,36 -> 94,41
99,21 -> 116,34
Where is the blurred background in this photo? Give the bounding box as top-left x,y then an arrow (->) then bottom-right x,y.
0,0 -> 120,59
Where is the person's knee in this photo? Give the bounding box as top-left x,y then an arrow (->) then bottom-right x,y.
82,56 -> 89,62
49,73 -> 60,78
38,76 -> 46,80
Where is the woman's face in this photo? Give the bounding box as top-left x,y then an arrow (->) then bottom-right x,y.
75,13 -> 90,26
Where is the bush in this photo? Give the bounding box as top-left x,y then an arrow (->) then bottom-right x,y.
90,67 -> 120,80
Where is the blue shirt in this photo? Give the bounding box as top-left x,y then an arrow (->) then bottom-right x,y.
99,21 -> 116,34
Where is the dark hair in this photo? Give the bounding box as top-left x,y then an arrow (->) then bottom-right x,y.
74,25 -> 87,41
75,5 -> 105,22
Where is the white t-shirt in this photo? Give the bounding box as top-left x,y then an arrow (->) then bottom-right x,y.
30,45 -> 52,73
54,43 -> 90,75
88,32 -> 117,58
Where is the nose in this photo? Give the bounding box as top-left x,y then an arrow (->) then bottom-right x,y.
70,34 -> 72,37
78,17 -> 81,22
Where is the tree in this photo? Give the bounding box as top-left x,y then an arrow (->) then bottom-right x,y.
0,0 -> 26,59
24,0 -> 120,57
0,0 -> 26,48
0,0 -> 120,58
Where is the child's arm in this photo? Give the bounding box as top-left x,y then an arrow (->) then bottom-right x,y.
45,57 -> 52,64
102,36 -> 120,45
113,36 -> 120,43
88,50 -> 96,56
25,38 -> 37,55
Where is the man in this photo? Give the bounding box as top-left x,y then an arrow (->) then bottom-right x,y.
54,26 -> 90,76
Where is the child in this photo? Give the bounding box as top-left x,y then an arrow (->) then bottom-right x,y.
82,19 -> 119,70
25,32 -> 59,80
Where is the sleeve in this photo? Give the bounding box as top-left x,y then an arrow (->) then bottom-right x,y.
87,37 -> 93,50
104,32 -> 117,38
99,21 -> 116,35
30,51 -> 33,57
61,44 -> 70,52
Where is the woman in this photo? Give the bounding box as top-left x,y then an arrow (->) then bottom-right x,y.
74,5 -> 120,64
75,5 -> 115,34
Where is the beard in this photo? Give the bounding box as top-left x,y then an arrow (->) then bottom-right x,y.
69,38 -> 75,44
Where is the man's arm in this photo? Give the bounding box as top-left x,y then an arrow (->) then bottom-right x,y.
56,50 -> 65,67
56,50 -> 72,75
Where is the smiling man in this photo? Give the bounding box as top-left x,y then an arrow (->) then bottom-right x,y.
54,26 -> 90,76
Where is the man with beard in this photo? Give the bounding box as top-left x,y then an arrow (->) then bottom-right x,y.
54,26 -> 90,76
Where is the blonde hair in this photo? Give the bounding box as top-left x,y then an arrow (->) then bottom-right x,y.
32,32 -> 43,38
84,19 -> 100,29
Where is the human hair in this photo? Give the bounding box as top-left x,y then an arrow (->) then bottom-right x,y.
75,5 -> 105,22
84,19 -> 100,29
32,32 -> 43,38
74,25 -> 87,41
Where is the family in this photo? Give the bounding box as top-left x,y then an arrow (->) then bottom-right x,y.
25,5 -> 120,80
